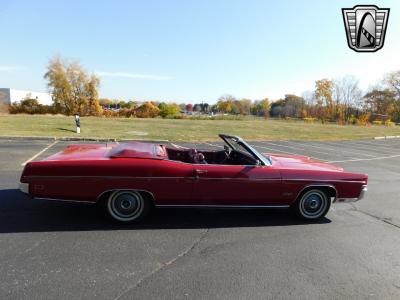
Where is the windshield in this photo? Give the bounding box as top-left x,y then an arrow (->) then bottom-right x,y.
220,134 -> 272,166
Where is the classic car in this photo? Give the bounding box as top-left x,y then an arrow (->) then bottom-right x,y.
19,134 -> 368,223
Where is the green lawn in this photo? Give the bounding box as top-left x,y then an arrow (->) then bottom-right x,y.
1,114 -> 400,142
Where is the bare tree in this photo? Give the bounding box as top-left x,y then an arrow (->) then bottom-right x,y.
334,75 -> 362,121
384,71 -> 400,122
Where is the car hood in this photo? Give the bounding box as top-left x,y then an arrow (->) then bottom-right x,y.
267,153 -> 344,172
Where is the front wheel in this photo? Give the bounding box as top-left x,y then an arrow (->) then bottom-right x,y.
293,189 -> 331,221
104,190 -> 151,223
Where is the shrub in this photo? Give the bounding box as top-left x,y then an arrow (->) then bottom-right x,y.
356,114 -> 370,126
102,109 -> 119,118
158,103 -> 180,118
0,103 -> 10,113
385,119 -> 395,127
135,102 -> 160,118
303,117 -> 316,123
9,99 -> 55,114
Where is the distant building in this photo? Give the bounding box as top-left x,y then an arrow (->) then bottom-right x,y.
0,88 -> 53,106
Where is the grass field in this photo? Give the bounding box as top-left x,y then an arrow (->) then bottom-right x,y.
1,114 -> 400,142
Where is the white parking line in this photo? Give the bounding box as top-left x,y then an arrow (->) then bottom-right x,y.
254,145 -> 326,161
284,141 -> 376,158
337,141 -> 396,155
21,140 -> 59,166
264,141 -> 354,158
204,142 -> 223,148
170,143 -> 187,149
350,140 -> 400,150
327,154 -> 400,163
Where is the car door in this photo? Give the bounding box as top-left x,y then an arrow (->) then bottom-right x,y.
192,163 -> 282,206
147,159 -> 195,205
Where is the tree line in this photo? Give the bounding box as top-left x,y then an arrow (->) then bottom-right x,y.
8,56 -> 400,124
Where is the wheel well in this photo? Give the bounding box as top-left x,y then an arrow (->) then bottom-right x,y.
96,189 -> 155,206
296,185 -> 337,202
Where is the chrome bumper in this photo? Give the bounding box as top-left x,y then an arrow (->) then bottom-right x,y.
19,183 -> 29,194
358,185 -> 368,200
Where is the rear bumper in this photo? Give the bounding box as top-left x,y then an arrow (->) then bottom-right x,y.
19,182 -> 29,194
334,185 -> 367,203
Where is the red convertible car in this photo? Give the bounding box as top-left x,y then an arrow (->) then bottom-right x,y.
19,134 -> 368,223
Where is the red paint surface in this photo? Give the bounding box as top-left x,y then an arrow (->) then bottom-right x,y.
20,142 -> 368,205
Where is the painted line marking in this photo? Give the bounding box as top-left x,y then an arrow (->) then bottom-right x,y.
170,143 -> 187,149
204,142 -> 223,148
254,145 -> 327,162
256,141 -> 334,160
266,141 -> 359,158
327,154 -> 400,163
350,139 -> 400,150
285,141 -> 376,158
21,140 -> 59,166
321,140 -> 396,155
338,141 -> 397,155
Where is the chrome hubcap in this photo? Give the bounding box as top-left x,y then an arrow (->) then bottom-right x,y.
301,191 -> 326,218
109,191 -> 143,220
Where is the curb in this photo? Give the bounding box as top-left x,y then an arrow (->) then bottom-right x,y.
373,135 -> 400,140
0,135 -> 170,144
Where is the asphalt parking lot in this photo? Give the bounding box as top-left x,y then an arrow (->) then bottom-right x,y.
1,138 -> 400,299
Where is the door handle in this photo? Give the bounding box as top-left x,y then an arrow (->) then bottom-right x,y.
195,169 -> 208,174
194,169 -> 208,179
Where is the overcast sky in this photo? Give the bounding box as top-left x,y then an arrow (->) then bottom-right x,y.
0,0 -> 399,103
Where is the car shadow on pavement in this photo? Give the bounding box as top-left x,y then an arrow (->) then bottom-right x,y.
0,189 -> 331,233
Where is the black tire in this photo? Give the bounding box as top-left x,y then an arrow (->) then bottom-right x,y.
293,188 -> 331,221
103,190 -> 151,223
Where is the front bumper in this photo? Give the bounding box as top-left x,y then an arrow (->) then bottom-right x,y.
19,182 -> 29,194
358,185 -> 368,200
334,185 -> 367,203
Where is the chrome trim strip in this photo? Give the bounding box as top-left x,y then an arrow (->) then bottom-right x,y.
24,175 -> 364,184
24,175 -> 281,181
295,184 -> 338,202
96,189 -> 156,203
285,179 -> 367,184
155,204 -> 290,209
35,197 -> 95,204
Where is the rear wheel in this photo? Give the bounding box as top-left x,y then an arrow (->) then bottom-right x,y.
294,189 -> 331,221
104,190 -> 151,223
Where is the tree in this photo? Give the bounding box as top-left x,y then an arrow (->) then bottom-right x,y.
315,79 -> 335,121
334,76 -> 362,122
251,98 -> 270,117
217,94 -> 236,113
186,103 -> 193,112
85,74 -> 102,116
44,56 -> 102,116
159,102 -> 180,118
363,89 -> 396,121
238,99 -> 252,115
384,71 -> 400,122
135,102 -> 160,118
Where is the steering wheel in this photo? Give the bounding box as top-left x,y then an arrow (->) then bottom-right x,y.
220,146 -> 231,164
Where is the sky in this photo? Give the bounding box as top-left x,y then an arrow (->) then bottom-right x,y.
0,0 -> 399,103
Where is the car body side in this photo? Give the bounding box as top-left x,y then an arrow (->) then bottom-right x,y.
20,144 -> 367,207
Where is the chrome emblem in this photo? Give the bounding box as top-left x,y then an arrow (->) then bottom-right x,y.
342,5 -> 390,52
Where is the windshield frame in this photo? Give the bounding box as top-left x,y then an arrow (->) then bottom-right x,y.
219,134 -> 272,166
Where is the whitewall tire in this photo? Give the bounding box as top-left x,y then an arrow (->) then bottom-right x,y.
105,190 -> 150,223
294,189 -> 331,221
